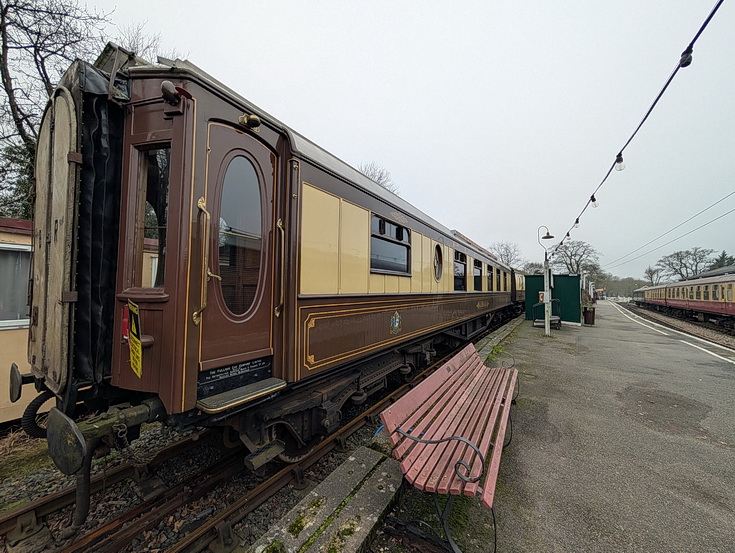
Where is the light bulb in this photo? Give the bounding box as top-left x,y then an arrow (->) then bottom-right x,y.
574,218 -> 580,228
615,153 -> 626,171
591,195 -> 599,208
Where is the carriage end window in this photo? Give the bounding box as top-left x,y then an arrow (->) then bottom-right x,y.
370,215 -> 410,274
136,147 -> 170,288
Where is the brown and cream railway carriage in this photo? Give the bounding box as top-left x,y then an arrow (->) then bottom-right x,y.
633,273 -> 735,328
10,44 -> 524,475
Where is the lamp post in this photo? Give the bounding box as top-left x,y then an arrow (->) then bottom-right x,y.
537,226 -> 554,337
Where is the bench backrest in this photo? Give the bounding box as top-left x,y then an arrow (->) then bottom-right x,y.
380,342 -> 479,438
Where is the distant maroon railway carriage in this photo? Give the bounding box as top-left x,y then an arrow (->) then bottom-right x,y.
9,44 -> 525,505
633,273 -> 735,327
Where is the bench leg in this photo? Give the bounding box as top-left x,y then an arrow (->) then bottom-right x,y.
503,413 -> 513,448
434,494 -> 463,553
433,494 -> 498,553
385,482 -> 452,551
390,490 -> 498,553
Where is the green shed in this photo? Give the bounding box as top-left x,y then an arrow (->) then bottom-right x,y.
524,274 -> 582,325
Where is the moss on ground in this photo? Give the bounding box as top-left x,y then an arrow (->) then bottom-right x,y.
0,439 -> 53,513
325,515 -> 361,553
262,541 -> 286,553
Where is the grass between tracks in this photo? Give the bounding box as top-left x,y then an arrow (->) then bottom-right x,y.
0,428 -> 53,512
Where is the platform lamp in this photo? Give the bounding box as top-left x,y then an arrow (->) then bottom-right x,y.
537,226 -> 554,337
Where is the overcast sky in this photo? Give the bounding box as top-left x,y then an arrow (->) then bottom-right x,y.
92,0 -> 734,279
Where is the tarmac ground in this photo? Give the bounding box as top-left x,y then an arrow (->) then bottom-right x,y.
380,300 -> 735,552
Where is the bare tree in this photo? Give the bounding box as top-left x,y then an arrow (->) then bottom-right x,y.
656,247 -> 715,281
0,0 -> 110,216
643,266 -> 662,286
115,21 -> 181,62
550,240 -> 600,275
597,275 -> 648,297
488,240 -> 523,268
357,161 -> 399,194
522,261 -> 543,274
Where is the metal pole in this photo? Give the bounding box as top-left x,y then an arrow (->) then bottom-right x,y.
537,225 -> 554,337
543,251 -> 551,337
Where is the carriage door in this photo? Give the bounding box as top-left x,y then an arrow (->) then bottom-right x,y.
195,123 -> 281,413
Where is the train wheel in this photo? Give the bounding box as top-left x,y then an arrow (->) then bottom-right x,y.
269,424 -> 323,463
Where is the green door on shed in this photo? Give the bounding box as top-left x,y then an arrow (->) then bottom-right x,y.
524,274 -> 581,324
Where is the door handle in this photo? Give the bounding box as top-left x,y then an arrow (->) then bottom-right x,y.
193,197 -> 220,325
274,218 -> 285,318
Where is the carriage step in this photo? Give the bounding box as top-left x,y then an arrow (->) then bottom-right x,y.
196,377 -> 287,414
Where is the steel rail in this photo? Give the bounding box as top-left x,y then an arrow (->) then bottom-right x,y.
0,430 -> 207,537
59,449 -> 246,553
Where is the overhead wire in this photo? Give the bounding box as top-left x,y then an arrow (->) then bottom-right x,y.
550,0 -> 726,257
604,206 -> 735,271
603,189 -> 735,267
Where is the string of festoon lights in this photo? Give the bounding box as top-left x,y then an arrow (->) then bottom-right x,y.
548,0 -> 726,261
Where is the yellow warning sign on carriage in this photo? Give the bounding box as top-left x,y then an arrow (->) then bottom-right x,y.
128,300 -> 142,378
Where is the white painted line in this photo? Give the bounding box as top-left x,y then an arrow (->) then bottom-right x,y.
679,340 -> 735,365
609,301 -> 668,335
611,302 -> 735,353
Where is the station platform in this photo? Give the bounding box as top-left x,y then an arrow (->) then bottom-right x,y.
383,300 -> 735,552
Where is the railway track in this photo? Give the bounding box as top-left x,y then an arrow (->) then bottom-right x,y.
616,301 -> 735,350
60,369 -> 437,553
0,431 -> 210,547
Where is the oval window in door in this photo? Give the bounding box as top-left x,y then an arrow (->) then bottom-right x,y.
218,156 -> 262,315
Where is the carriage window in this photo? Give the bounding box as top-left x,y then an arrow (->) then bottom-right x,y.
473,260 -> 482,291
218,156 -> 262,315
136,148 -> 170,288
728,284 -> 732,302
712,286 -> 719,301
434,245 -> 443,281
487,264 -> 494,291
454,252 -> 467,291
703,285 -> 709,300
370,215 -> 410,274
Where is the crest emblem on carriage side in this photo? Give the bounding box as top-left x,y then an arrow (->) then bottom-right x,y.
390,311 -> 402,335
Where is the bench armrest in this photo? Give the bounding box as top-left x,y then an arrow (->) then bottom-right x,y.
394,428 -> 485,483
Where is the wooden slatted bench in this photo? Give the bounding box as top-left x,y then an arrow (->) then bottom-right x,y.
380,342 -> 518,553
